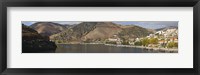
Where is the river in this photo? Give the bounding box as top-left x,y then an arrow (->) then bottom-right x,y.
53,44 -> 174,53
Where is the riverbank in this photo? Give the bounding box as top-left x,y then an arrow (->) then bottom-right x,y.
104,44 -> 178,53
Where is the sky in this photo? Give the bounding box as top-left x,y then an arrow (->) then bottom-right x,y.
22,21 -> 178,29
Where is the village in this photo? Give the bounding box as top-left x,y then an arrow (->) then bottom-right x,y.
105,28 -> 178,51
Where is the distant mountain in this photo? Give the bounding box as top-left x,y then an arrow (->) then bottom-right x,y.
22,24 -> 57,52
30,22 -> 70,36
63,24 -> 76,28
50,22 -> 153,43
155,26 -> 178,31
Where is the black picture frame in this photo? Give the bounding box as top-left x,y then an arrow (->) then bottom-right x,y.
0,0 -> 199,75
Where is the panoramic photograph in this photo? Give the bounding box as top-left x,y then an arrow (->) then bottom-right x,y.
22,21 -> 178,53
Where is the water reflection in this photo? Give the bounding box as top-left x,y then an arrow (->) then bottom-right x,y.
55,44 -> 170,53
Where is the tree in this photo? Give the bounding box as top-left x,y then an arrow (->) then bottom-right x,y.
134,41 -> 142,46
141,38 -> 149,46
174,42 -> 178,47
57,40 -> 62,43
167,42 -> 178,48
149,38 -> 158,44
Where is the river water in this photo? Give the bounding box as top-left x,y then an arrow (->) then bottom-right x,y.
54,44 -> 173,53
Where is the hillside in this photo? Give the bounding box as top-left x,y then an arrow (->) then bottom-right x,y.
118,26 -> 153,40
30,22 -> 69,36
80,22 -> 122,41
50,22 -> 153,43
22,24 -> 57,53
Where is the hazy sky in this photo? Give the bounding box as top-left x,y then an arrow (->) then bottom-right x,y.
22,21 -> 178,29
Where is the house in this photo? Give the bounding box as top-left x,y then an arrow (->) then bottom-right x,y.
108,38 -> 118,41
135,38 -> 140,42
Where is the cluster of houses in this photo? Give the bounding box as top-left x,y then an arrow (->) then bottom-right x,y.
107,28 -> 178,48
144,28 -> 178,48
